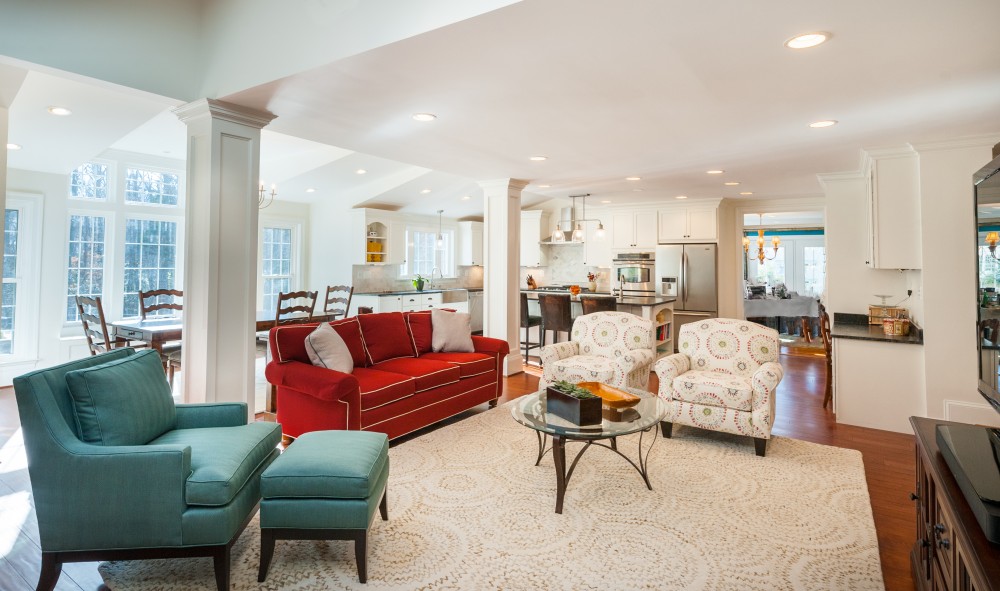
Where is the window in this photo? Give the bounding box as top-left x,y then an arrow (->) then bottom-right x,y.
70,162 -> 109,201
409,230 -> 437,277
262,227 -> 292,313
124,167 -> 180,206
753,247 -> 786,287
66,215 -> 107,321
0,210 -> 19,354
802,246 -> 826,297
404,228 -> 455,278
122,218 -> 178,317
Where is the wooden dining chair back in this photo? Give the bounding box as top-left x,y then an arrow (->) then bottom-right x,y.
537,293 -> 573,346
819,303 -> 833,409
139,288 -> 183,319
323,285 -> 354,319
76,296 -> 119,355
580,296 -> 617,315
274,290 -> 318,328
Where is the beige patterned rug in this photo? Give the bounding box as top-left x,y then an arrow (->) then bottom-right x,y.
100,404 -> 884,590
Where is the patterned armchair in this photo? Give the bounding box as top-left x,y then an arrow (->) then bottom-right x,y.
539,311 -> 655,390
653,318 -> 783,456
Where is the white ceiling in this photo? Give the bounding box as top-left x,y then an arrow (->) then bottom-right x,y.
4,0 -> 1000,218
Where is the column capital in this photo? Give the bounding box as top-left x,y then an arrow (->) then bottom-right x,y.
478,178 -> 530,193
172,98 -> 276,129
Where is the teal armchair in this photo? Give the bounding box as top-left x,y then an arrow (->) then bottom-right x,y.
13,348 -> 281,591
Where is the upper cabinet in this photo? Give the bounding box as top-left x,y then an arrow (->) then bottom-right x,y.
520,210 -> 550,267
657,206 -> 717,242
583,219 -> 613,267
611,210 -> 658,250
864,148 -> 921,269
457,221 -> 484,266
351,209 -> 402,265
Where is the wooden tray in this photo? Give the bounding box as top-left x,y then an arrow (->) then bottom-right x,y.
576,382 -> 641,409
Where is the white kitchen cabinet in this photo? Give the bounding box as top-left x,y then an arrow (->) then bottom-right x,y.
864,148 -> 921,269
520,210 -> 549,267
402,292 -> 442,312
657,206 -> 717,242
388,220 -> 407,267
350,293 -> 402,314
611,210 -> 658,249
583,219 -> 613,267
457,221 -> 484,266
351,209 -> 400,266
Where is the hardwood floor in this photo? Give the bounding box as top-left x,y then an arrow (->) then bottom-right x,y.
0,352 -> 916,590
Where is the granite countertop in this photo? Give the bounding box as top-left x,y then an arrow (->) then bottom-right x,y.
521,289 -> 613,295
355,288 -> 473,296
830,313 -> 924,345
521,290 -> 675,307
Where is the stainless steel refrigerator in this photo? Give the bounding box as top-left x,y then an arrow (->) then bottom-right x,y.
655,244 -> 718,348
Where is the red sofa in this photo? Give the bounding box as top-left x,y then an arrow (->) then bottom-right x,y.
265,311 -> 510,440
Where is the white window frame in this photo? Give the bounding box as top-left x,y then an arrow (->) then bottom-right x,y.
0,192 -> 44,366
119,213 -> 185,318
257,219 -> 302,314
122,161 -> 185,209
747,235 -> 825,297
63,209 -> 114,328
68,159 -> 115,203
401,224 -> 456,279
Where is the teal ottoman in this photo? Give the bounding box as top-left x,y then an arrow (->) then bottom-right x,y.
257,430 -> 389,584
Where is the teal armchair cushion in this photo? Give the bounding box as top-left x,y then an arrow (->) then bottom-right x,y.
65,349 -> 176,446
149,421 -> 281,506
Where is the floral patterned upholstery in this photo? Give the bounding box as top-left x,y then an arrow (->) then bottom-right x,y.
539,312 -> 655,390
653,318 -> 784,453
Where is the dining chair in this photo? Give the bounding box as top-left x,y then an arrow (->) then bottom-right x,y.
580,295 -> 617,315
75,296 -> 123,355
537,293 -> 573,350
139,289 -> 184,387
139,288 -> 183,319
520,292 -> 542,365
323,285 -> 354,319
819,303 -> 833,410
267,290 -> 319,413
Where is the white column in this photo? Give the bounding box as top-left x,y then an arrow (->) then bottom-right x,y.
0,65 -> 27,283
173,99 -> 275,414
480,178 -> 528,375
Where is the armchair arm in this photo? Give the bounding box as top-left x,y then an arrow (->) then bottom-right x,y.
653,354 -> 690,401
614,349 -> 655,375
750,361 -> 784,436
539,341 -> 579,367
35,441 -> 192,551
265,360 -> 360,402
174,403 -> 248,429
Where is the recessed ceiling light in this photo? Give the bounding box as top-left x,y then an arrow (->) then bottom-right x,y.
6,143 -> 21,151
47,106 -> 72,116
529,155 -> 548,161
356,168 -> 367,174
537,184 -> 551,188
625,176 -> 641,181
600,200 -> 611,204
633,188 -> 644,192
706,170 -> 724,175
305,188 -> 316,193
412,113 -> 437,122
461,195 -> 471,201
740,191 -> 754,196
724,181 -> 741,186
809,120 -> 838,128
675,195 -> 688,199
420,189 -> 431,194
784,32 -> 830,49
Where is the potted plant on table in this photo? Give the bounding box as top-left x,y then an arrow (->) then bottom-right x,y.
546,380 -> 602,425
412,274 -> 427,292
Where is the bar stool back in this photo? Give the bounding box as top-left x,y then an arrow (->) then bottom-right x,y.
537,293 -> 573,348
580,296 -> 617,315
520,292 -> 542,364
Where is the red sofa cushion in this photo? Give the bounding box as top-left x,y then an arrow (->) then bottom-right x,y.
404,311 -> 433,356
358,312 -> 414,365
353,367 -> 416,411
272,318 -> 366,367
371,357 -> 461,393
419,352 -> 495,378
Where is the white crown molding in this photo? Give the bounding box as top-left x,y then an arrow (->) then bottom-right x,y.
478,178 -> 530,192
863,145 -> 917,160
817,171 -> 865,186
172,98 -> 276,129
910,133 -> 1000,153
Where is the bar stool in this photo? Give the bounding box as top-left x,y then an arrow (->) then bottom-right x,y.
520,292 -> 542,365
537,293 -> 573,348
580,295 -> 617,315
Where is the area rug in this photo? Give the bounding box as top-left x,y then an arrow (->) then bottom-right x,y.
100,404 -> 884,590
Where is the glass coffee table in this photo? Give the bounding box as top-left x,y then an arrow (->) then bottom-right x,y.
511,386 -> 666,513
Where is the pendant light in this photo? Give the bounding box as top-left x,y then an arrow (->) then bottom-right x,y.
436,210 -> 444,248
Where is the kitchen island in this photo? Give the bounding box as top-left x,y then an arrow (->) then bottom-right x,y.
522,290 -> 676,357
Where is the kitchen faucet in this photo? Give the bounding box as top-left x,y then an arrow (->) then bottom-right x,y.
619,274 -> 625,300
429,267 -> 444,288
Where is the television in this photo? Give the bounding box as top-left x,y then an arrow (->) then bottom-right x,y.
936,150 -> 1000,544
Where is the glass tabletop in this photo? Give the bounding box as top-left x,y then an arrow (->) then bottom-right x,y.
511,386 -> 666,439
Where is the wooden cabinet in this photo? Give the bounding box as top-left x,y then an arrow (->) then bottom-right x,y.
611,210 -> 657,249
658,206 -> 718,242
911,417 -> 1000,591
457,221 -> 483,266
520,210 -> 549,267
865,148 -> 921,269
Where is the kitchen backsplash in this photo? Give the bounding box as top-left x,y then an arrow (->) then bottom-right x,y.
353,264 -> 484,293
521,244 -> 611,291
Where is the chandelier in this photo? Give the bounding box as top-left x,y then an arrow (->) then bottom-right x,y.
743,214 -> 781,263
986,231 -> 1000,259
259,182 -> 277,209
552,194 -> 605,242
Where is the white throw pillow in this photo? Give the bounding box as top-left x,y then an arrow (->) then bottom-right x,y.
305,323 -> 354,373
431,308 -> 475,353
